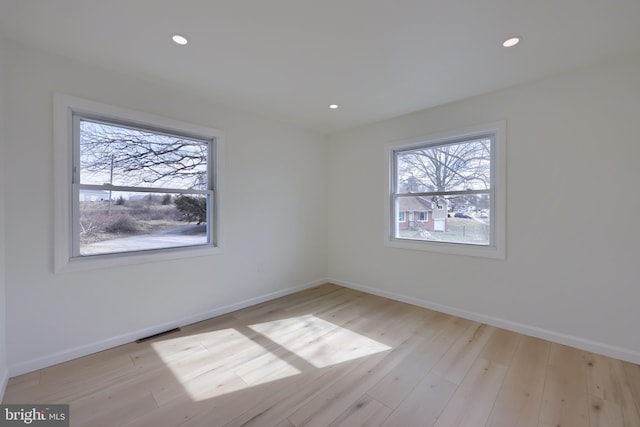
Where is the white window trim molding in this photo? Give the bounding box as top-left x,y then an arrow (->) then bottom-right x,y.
383,121 -> 506,260
53,93 -> 224,273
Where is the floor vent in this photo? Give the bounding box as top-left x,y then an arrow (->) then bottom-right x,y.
136,327 -> 181,343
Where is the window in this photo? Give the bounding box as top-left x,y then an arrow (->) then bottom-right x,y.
385,121 -> 505,259
54,94 -> 223,271
398,212 -> 406,222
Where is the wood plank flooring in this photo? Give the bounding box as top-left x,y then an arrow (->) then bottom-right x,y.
4,284 -> 640,426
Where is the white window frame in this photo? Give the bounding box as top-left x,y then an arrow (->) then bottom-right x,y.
384,121 -> 506,259
54,94 -> 224,272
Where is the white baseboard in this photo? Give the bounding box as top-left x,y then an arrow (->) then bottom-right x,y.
0,366 -> 8,402
10,277 -> 638,378
329,278 -> 640,365
9,279 -> 326,377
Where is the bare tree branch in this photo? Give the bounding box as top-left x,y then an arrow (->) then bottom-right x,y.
398,139 -> 491,193
79,121 -> 208,190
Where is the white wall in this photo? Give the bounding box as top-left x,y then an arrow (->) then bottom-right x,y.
4,40 -> 328,374
4,36 -> 639,380
0,35 -> 9,398
327,54 -> 640,363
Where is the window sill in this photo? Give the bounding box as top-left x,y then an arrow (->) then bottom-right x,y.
55,245 -> 222,273
384,238 -> 505,260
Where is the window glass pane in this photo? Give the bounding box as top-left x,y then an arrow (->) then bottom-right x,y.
79,119 -> 209,190
396,137 -> 491,193
78,190 -> 208,255
394,195 -> 490,245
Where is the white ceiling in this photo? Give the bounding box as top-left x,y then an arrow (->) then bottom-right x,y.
1,0 -> 640,134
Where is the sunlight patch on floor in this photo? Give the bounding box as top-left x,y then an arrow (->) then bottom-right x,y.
151,327 -> 301,402
151,317 -> 391,402
249,315 -> 392,368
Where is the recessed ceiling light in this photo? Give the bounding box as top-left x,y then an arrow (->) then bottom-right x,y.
172,34 -> 188,45
502,37 -> 521,48
329,104 -> 339,110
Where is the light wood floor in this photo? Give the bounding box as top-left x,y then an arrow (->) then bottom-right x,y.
4,284 -> 640,426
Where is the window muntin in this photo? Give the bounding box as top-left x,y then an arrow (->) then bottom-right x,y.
73,115 -> 215,257
391,134 -> 494,247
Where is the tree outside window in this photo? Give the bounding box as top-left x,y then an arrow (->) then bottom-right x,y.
74,117 -> 215,257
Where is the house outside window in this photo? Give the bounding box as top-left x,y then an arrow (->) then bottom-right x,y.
385,122 -> 505,259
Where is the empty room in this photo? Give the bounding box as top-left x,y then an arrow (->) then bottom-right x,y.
1,1 -> 639,426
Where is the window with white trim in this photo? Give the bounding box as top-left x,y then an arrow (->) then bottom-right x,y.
54,94 -> 223,271
385,122 -> 505,259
